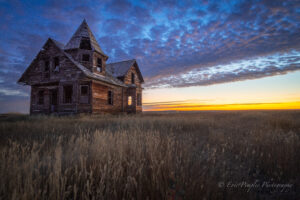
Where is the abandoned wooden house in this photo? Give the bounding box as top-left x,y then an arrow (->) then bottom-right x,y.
18,20 -> 144,114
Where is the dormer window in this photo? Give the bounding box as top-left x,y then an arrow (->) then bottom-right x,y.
131,73 -> 135,84
80,37 -> 92,50
82,54 -> 90,62
97,58 -> 102,72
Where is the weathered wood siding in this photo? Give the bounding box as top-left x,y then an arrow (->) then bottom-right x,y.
123,65 -> 143,113
91,81 -> 125,114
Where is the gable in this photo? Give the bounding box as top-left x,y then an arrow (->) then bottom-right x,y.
18,39 -> 84,85
106,59 -> 144,83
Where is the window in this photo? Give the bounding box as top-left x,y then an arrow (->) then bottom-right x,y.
54,57 -> 60,72
131,73 -> 135,84
80,85 -> 88,96
108,91 -> 113,105
63,85 -> 73,104
137,93 -> 142,106
128,96 -> 132,106
80,37 -> 92,50
97,58 -> 102,72
82,54 -> 90,62
44,61 -> 50,71
38,90 -> 44,105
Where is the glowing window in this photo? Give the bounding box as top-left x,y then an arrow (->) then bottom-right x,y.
128,96 -> 132,106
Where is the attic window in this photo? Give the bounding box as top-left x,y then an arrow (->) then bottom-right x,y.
82,54 -> 90,62
97,58 -> 102,72
44,61 -> 50,71
80,37 -> 91,50
131,73 -> 135,84
108,91 -> 113,105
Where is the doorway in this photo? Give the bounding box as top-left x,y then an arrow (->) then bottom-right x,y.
50,89 -> 58,113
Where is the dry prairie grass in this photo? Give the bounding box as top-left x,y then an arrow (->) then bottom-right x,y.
0,111 -> 299,200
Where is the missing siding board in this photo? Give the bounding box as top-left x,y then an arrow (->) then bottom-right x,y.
63,85 -> 73,104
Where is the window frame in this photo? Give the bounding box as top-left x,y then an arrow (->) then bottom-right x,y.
80,85 -> 89,96
128,96 -> 132,106
63,85 -> 73,104
37,90 -> 44,105
97,58 -> 102,72
131,73 -> 135,84
108,90 -> 114,105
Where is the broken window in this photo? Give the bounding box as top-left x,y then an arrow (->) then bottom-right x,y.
137,93 -> 142,106
128,96 -> 132,106
97,58 -> 102,72
54,57 -> 60,72
38,90 -> 44,105
80,37 -> 92,50
82,54 -> 90,62
131,73 -> 135,84
63,85 -> 73,104
108,91 -> 113,105
80,85 -> 88,96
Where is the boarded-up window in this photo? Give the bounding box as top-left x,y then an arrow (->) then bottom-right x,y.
82,54 -> 90,62
131,73 -> 135,84
137,93 -> 142,106
97,58 -> 102,72
128,96 -> 132,106
38,91 -> 44,105
63,85 -> 73,104
80,37 -> 91,50
108,91 -> 113,105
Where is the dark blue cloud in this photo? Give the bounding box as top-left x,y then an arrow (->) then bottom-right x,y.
0,0 -> 299,112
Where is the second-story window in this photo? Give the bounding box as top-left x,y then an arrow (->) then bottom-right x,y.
131,73 -> 135,84
54,57 -> 60,72
44,61 -> 50,71
97,58 -> 102,72
82,54 -> 90,62
80,37 -> 92,50
38,90 -> 44,105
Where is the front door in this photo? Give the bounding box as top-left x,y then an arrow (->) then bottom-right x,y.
50,89 -> 58,113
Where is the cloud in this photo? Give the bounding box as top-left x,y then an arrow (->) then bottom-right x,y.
0,0 -> 300,112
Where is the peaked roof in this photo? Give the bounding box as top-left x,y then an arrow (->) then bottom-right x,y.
106,59 -> 144,83
64,19 -> 107,57
18,38 -> 126,87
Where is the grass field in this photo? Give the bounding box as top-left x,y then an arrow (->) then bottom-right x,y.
0,111 -> 299,199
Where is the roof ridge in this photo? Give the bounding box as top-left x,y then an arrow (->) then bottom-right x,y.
107,59 -> 136,65
64,20 -> 107,57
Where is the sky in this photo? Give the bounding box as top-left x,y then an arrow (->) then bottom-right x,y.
0,0 -> 299,113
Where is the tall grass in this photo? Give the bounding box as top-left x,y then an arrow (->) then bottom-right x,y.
0,111 -> 299,199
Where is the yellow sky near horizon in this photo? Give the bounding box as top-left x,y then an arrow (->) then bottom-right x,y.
142,71 -> 300,111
